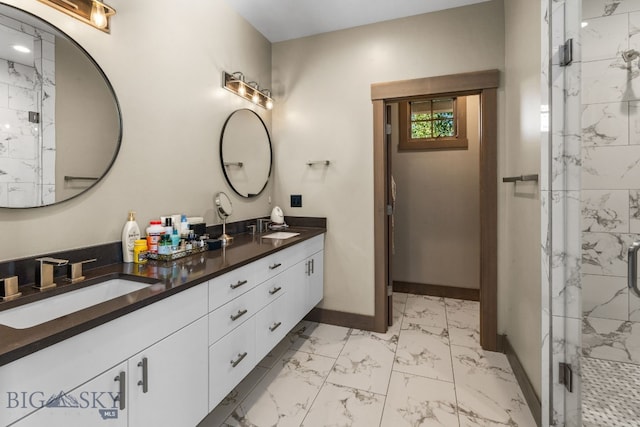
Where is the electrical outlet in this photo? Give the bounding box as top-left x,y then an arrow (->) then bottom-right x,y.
290,194 -> 302,208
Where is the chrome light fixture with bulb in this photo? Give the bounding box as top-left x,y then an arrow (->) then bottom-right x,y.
222,71 -> 274,110
37,0 -> 116,33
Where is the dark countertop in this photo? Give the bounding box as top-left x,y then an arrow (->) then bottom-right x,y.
0,227 -> 325,367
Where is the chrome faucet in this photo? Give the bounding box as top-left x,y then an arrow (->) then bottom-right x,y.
35,257 -> 69,291
257,218 -> 270,233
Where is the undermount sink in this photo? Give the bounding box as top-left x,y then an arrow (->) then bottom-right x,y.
261,232 -> 300,240
0,278 -> 152,329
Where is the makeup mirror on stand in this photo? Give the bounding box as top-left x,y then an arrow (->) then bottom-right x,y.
214,192 -> 233,245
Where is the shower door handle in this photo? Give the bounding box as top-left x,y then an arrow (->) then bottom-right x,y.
628,241 -> 640,297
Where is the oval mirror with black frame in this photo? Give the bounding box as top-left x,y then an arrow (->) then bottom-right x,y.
220,109 -> 272,198
0,3 -> 122,209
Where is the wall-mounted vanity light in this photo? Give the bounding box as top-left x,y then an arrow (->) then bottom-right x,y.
37,0 -> 116,33
223,71 -> 274,110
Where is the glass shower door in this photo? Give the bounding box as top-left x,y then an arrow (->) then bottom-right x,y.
545,0 -> 640,425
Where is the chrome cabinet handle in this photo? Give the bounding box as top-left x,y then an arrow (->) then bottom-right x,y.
137,357 -> 149,393
269,263 -> 282,270
269,321 -> 282,332
230,280 -> 248,289
114,371 -> 126,410
269,286 -> 282,295
230,309 -> 248,321
305,261 -> 310,276
311,258 -> 314,274
230,352 -> 248,368
629,241 -> 640,297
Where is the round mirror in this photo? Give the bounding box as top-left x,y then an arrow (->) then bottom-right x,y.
220,109 -> 272,198
214,191 -> 233,219
0,4 -> 122,208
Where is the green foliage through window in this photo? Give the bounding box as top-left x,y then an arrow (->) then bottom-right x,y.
410,99 -> 456,139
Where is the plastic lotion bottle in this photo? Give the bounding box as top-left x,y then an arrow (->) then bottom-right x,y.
122,211 -> 141,263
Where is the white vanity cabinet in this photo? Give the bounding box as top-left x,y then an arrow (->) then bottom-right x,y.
1,285 -> 209,427
207,234 -> 325,411
2,233 -> 324,427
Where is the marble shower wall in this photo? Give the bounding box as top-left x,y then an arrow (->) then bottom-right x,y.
0,14 -> 55,207
580,0 -> 640,366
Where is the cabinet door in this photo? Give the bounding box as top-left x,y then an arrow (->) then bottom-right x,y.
128,317 -> 208,427
289,258 -> 310,324
11,362 -> 127,427
307,250 -> 324,311
255,291 -> 292,362
209,316 -> 256,410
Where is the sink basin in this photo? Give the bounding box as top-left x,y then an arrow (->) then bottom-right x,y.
0,279 -> 152,329
261,232 -> 300,240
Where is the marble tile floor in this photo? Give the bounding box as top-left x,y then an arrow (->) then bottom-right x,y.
198,293 -> 536,427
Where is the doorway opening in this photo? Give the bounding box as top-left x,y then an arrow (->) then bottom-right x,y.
371,70 -> 500,351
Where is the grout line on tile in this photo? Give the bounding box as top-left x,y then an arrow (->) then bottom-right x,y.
378,302 -> 406,427
444,294 -> 463,427
300,327 -> 355,427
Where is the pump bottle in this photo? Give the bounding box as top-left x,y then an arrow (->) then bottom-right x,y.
122,211 -> 141,263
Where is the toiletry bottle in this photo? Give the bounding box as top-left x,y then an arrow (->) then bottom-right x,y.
171,228 -> 181,249
146,220 -> 164,254
164,217 -> 173,236
158,234 -> 172,255
133,239 -> 148,264
181,215 -> 190,237
122,211 -> 141,263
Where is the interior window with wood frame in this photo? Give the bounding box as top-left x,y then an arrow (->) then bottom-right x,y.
399,96 -> 467,150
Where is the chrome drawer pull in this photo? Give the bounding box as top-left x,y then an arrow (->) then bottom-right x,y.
114,371 -> 126,410
269,263 -> 282,270
230,280 -> 248,289
137,357 -> 149,393
269,321 -> 282,332
269,286 -> 282,295
230,352 -> 248,368
230,309 -> 248,321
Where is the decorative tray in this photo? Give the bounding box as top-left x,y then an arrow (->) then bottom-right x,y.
146,245 -> 207,262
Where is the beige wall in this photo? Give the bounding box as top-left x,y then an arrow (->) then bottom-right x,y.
272,1 -> 505,316
391,96 -> 480,289
0,0 -> 273,261
55,37 -> 120,202
502,0 -> 541,396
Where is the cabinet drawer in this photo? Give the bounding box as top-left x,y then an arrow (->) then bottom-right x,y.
252,249 -> 293,282
255,267 -> 294,308
209,262 -> 259,311
209,284 -> 261,344
255,291 -> 293,363
209,317 -> 256,410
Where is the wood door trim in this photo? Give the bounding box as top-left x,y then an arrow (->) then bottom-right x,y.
479,87 -> 498,350
373,100 -> 387,333
371,70 -> 500,350
371,69 -> 500,101
393,281 -> 480,301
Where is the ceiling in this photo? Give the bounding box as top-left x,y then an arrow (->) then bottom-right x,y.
224,0 -> 491,43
